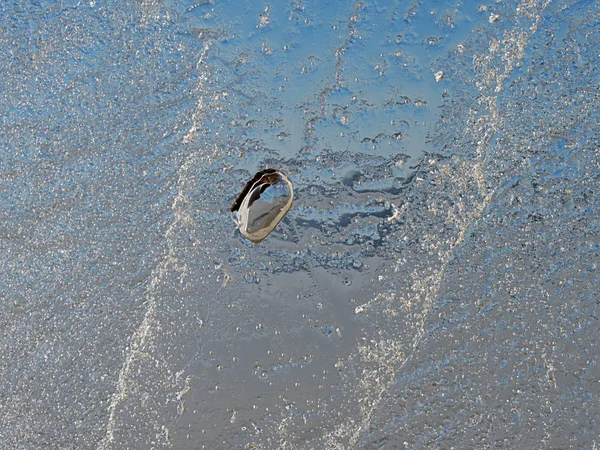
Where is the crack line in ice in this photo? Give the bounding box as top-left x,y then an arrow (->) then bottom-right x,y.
331,1 -> 552,447
98,42 -> 212,450
98,151 -> 199,450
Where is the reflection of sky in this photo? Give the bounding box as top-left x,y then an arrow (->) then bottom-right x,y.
191,0 -> 481,166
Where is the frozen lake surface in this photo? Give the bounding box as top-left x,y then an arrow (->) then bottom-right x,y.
1,0 -> 599,448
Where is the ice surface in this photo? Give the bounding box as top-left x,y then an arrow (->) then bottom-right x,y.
1,0 -> 599,449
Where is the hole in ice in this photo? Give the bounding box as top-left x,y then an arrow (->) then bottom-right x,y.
231,168 -> 294,243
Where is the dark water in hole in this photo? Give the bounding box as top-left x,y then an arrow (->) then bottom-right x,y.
1,0 -> 599,449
